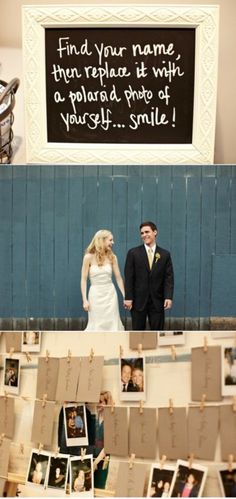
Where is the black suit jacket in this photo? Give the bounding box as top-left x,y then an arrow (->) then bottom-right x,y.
124,244 -> 174,312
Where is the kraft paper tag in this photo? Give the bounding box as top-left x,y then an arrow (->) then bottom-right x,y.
129,332 -> 157,350
5,332 -> 22,352
220,405 -> 236,460
115,462 -> 147,497
0,437 -> 11,478
158,407 -> 188,460
103,406 -> 128,457
31,400 -> 55,446
36,357 -> 59,401
129,407 -> 157,459
0,397 -> 15,438
191,346 -> 222,401
0,479 -> 5,497
55,357 -> 81,402
188,406 -> 219,460
76,356 -> 104,403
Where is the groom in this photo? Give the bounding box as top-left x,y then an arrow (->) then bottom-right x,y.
124,221 -> 174,330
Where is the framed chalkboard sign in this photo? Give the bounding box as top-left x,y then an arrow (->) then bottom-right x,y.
22,4 -> 219,164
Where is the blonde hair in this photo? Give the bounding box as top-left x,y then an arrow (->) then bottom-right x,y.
85,229 -> 114,266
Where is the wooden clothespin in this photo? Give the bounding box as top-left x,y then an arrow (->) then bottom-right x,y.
138,343 -> 142,356
38,443 -> 44,454
228,454 -> 234,472
89,348 -> 94,363
203,336 -> 208,353
45,350 -> 50,362
81,448 -> 86,461
119,345 -> 124,359
188,453 -> 194,469
129,453 -> 135,470
102,455 -> 110,470
200,394 -> 206,412
19,443 -> 24,455
4,391 -> 8,401
171,345 -> 176,361
42,394 -> 47,408
169,398 -> 174,415
24,351 -> 32,363
111,400 -> 115,414
160,455 -> 167,470
67,349 -> 72,363
139,400 -> 144,414
54,446 -> 60,458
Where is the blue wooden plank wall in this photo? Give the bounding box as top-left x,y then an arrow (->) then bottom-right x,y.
0,165 -> 235,330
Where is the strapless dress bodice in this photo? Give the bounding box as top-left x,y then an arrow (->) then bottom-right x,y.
89,263 -> 112,286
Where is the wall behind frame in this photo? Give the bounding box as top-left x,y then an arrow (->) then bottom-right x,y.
0,165 -> 235,330
0,331 -> 235,497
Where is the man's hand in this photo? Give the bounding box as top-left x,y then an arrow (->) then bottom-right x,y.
124,300 -> 133,311
164,299 -> 172,310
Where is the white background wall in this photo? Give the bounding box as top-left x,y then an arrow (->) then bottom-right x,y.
0,0 -> 236,163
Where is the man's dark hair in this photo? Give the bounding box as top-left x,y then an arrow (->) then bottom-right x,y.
140,221 -> 157,232
121,359 -> 132,369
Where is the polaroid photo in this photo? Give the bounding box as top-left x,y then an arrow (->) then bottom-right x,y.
218,466 -> 236,497
147,463 -> 176,497
64,403 -> 88,447
46,453 -> 69,493
3,356 -> 21,394
21,331 -> 42,352
221,347 -> 236,396
170,459 -> 208,497
26,449 -> 50,488
119,356 -> 146,401
70,455 -> 94,496
158,331 -> 186,346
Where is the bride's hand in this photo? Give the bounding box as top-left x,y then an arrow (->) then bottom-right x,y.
83,300 -> 90,311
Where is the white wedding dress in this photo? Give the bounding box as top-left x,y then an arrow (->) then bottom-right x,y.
84,263 -> 124,331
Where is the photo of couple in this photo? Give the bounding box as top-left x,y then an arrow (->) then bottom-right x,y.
120,357 -> 145,401
81,221 -> 174,332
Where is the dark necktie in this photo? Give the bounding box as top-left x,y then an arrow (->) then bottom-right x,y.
122,383 -> 126,392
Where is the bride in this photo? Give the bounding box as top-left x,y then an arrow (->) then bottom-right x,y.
81,229 -> 125,331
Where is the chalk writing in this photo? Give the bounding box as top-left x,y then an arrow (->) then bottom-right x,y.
45,27 -> 195,144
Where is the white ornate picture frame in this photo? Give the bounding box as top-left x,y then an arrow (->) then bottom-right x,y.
22,4 -> 219,165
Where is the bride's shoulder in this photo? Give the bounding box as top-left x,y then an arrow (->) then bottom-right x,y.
83,253 -> 93,265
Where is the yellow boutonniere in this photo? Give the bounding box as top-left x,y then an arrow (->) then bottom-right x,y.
155,252 -> 161,263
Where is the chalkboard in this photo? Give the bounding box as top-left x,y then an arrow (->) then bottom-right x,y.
45,28 -> 195,144
23,4 -> 219,163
